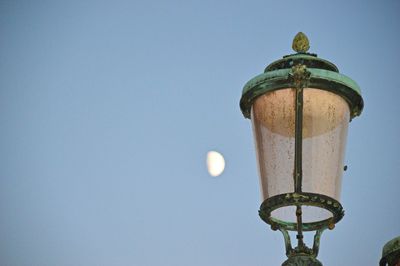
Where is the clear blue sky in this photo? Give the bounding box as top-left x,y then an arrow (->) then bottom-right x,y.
0,1 -> 399,265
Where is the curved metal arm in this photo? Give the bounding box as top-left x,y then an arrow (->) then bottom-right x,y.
278,228 -> 293,257
312,228 -> 327,258
276,226 -> 327,260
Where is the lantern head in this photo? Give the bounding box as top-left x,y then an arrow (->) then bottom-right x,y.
240,33 -> 363,265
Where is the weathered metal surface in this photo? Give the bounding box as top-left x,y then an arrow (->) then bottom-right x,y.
265,53 -> 338,72
282,255 -> 323,266
259,192 -> 344,232
291,64 -> 310,248
290,64 -> 310,195
380,236 -> 400,266
275,227 -> 326,260
240,67 -> 363,119
312,229 -> 326,258
240,33 -> 363,120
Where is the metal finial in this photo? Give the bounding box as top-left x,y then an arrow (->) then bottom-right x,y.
292,32 -> 310,53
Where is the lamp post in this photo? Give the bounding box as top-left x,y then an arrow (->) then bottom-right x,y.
240,32 -> 364,265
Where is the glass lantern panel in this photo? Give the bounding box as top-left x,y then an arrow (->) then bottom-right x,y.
251,88 -> 350,223
251,89 -> 295,200
302,88 -> 350,200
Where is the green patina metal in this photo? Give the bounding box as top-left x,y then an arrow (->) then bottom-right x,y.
240,33 -> 364,266
380,236 -> 400,266
265,53 -> 338,72
240,32 -> 363,120
291,64 -> 309,249
259,192 -> 344,232
240,67 -> 363,119
282,255 -> 323,266
276,227 -> 326,261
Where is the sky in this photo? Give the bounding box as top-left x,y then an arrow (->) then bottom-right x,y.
0,1 -> 399,265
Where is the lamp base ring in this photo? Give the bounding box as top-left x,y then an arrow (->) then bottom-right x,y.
259,192 -> 344,232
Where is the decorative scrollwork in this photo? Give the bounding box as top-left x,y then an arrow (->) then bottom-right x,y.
289,64 -> 311,89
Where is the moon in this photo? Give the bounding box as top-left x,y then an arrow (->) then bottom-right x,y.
206,151 -> 225,177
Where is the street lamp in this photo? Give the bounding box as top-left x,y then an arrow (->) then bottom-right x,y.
240,32 -> 363,265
